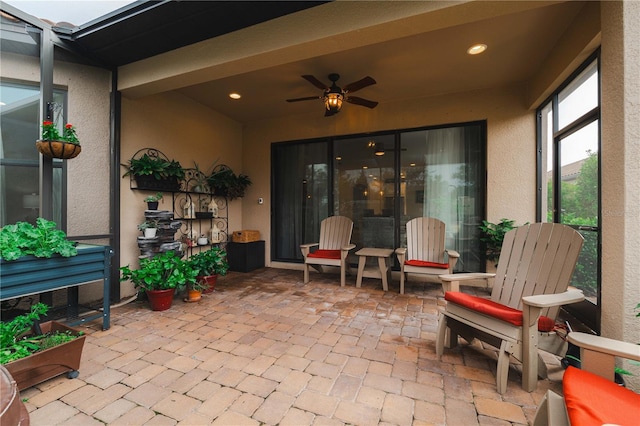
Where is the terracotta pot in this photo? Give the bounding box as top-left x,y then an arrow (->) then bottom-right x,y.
4,321 -> 86,391
36,140 -> 81,159
198,274 -> 218,294
185,288 -> 202,302
146,288 -> 175,311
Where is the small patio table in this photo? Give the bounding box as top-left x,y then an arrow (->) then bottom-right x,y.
355,247 -> 394,291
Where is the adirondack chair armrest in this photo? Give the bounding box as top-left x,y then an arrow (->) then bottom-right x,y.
521,289 -> 584,308
395,247 -> 407,262
341,244 -> 356,252
439,272 -> 495,292
568,332 -> 640,364
300,243 -> 319,257
445,249 -> 460,258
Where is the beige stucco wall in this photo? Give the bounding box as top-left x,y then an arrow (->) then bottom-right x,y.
243,83 -> 536,269
600,0 -> 640,386
119,91 -> 243,297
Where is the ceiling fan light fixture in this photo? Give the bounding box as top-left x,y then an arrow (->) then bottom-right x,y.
324,92 -> 343,113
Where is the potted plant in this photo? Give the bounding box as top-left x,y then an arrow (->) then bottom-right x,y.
138,218 -> 158,238
120,251 -> 198,311
184,279 -> 208,303
122,150 -> 185,191
1,303 -> 86,390
206,165 -> 252,200
186,247 -> 229,294
143,192 -> 163,210
36,120 -> 81,159
479,218 -> 518,266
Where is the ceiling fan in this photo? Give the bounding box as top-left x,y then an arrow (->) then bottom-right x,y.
286,73 -> 378,116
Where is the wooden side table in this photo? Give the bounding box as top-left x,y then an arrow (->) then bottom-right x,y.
355,247 -> 394,291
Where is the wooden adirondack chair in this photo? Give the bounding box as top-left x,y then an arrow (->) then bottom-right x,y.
533,332 -> 640,426
395,217 -> 459,294
300,216 -> 356,286
436,222 -> 585,394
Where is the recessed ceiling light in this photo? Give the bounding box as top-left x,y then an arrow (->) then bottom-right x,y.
229,93 -> 241,100
410,163 -> 416,167
335,156 -> 342,161
467,44 -> 487,55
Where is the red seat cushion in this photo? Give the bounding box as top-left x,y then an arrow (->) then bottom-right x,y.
308,249 -> 341,260
444,291 -> 555,332
405,259 -> 450,269
563,366 -> 640,426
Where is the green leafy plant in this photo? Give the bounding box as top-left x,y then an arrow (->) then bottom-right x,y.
120,251 -> 198,291
0,218 -> 78,261
41,121 -> 80,145
187,247 -> 229,277
137,219 -> 158,232
479,218 -> 519,264
206,165 -> 252,200
0,303 -> 82,364
122,154 -> 185,181
143,192 -> 163,203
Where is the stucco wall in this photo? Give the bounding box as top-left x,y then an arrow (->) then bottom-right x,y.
243,83 -> 536,267
119,91 -> 243,297
600,0 -> 640,386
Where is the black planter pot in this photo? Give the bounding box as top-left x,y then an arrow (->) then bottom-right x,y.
147,201 -> 159,210
134,175 -> 180,191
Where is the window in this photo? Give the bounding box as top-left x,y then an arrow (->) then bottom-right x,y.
537,53 -> 600,331
0,81 -> 66,226
272,121 -> 486,272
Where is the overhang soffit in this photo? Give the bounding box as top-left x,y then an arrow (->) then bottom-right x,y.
117,0 -> 567,98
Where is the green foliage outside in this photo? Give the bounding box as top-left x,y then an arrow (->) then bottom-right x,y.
547,151 -> 598,297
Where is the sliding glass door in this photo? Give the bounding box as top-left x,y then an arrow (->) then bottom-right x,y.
272,121 -> 486,271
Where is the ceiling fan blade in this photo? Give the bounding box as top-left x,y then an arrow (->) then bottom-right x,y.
343,76 -> 376,93
301,75 -> 328,90
286,96 -> 321,103
346,96 -> 378,109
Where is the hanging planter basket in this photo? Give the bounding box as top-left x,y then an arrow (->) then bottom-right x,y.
36,140 -> 82,159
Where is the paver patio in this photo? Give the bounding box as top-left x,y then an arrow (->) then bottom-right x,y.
21,268 -> 563,425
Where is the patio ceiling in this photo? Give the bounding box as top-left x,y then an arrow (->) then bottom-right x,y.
57,1 -> 589,124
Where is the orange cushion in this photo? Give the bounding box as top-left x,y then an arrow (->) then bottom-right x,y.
444,291 -> 555,332
405,259 -> 449,269
563,366 -> 640,426
308,249 -> 341,260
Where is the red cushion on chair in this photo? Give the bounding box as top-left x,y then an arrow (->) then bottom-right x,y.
405,259 -> 450,269
444,292 -> 556,331
563,366 -> 640,426
308,249 -> 341,260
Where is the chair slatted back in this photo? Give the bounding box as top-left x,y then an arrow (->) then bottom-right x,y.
406,217 -> 446,263
491,223 -> 584,318
318,216 -> 353,250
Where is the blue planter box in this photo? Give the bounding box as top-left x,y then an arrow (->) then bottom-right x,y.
0,244 -> 112,329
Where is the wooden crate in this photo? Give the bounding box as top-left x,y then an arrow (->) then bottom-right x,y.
232,230 -> 260,243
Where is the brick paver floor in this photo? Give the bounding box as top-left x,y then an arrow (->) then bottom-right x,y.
21,268 -> 564,425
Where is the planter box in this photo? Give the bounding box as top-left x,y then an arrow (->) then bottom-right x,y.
4,321 -> 86,391
0,244 -> 112,330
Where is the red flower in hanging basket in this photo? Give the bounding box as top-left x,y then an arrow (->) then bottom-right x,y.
36,121 -> 82,159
